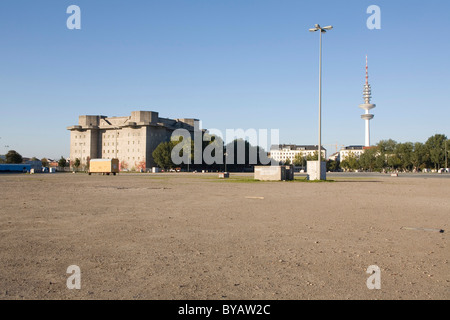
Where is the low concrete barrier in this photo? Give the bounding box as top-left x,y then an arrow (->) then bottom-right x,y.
254,166 -> 294,181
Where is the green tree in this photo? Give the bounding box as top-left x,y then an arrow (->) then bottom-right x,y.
6,150 -> 23,164
386,153 -> 401,170
306,151 -> 325,162
425,134 -> 447,169
73,158 -> 81,170
293,153 -> 306,167
340,152 -> 360,171
445,139 -> 450,169
171,132 -> 227,171
202,133 -> 224,171
377,139 -> 399,171
378,139 -> 397,154
326,160 -> 340,172
41,158 -> 49,167
395,142 -> 414,171
360,147 -> 379,172
411,142 -> 427,171
58,156 -> 67,168
224,139 -> 265,171
152,141 -> 175,170
284,158 -> 291,165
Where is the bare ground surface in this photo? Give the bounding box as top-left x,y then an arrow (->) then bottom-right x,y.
0,172 -> 448,300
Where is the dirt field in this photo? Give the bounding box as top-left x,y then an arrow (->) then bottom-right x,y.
0,172 -> 448,300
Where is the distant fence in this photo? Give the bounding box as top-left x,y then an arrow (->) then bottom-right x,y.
54,166 -> 74,172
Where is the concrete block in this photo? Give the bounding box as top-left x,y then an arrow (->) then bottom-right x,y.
219,172 -> 229,179
254,166 -> 294,181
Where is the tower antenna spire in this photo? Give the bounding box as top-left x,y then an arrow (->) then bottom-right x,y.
365,55 -> 369,86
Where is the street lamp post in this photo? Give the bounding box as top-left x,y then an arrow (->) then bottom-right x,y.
309,24 -> 333,180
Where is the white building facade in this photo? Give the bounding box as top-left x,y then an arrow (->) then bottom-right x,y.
339,145 -> 366,161
269,144 -> 327,164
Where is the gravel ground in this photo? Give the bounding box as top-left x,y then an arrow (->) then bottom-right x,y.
0,172 -> 448,300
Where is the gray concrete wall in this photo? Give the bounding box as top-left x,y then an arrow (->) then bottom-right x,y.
79,115 -> 102,127
131,111 -> 158,124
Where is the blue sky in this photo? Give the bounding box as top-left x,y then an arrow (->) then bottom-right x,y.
0,0 -> 449,159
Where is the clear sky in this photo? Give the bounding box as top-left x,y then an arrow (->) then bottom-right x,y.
0,0 -> 449,159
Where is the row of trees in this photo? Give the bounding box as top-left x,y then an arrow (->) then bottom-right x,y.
338,134 -> 449,172
152,134 -> 449,173
152,136 -> 267,172
2,134 -> 447,173
0,150 -> 68,169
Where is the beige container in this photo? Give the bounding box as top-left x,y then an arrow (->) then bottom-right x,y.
89,159 -> 119,175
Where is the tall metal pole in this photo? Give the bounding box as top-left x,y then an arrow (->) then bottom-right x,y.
310,24 -> 332,180
318,29 -> 322,180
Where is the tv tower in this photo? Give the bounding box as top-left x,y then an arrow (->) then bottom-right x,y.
359,56 -> 376,147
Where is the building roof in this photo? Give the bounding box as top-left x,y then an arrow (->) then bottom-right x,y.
342,145 -> 365,151
67,111 -> 199,132
270,144 -> 326,151
329,152 -> 340,158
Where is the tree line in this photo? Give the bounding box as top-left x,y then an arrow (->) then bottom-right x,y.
2,133 -> 447,173
135,133 -> 450,173
337,134 -> 449,172
0,150 -> 67,169
152,136 -> 267,172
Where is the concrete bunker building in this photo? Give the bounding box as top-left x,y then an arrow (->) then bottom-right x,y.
67,111 -> 198,169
